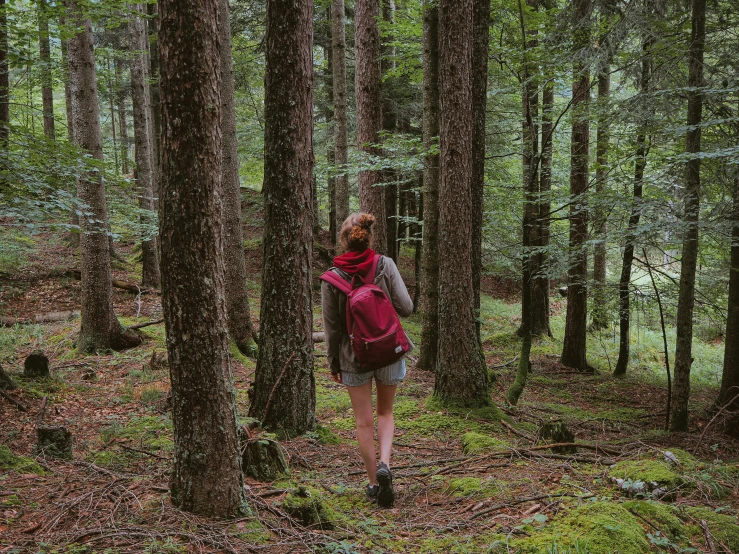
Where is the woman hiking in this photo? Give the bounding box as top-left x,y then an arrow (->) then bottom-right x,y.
321,213 -> 414,508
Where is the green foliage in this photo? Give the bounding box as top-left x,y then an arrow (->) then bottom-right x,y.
0,444 -> 46,475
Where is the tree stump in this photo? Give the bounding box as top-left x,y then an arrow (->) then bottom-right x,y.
538,420 -> 576,454
0,365 -> 17,390
24,351 -> 49,379
242,438 -> 289,482
36,425 -> 73,459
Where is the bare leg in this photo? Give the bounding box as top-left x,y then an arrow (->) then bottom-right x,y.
375,381 -> 397,466
346,380 -> 377,484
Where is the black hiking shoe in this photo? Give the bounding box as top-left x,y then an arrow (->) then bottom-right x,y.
376,462 -> 395,508
366,483 -> 379,503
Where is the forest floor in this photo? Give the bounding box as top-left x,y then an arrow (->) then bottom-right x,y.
1,199 -> 739,553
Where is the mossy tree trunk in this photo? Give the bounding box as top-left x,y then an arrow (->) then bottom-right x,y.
158,0 -> 244,518
433,0 -> 489,405
418,0 -> 440,372
219,0 -> 254,354
67,0 -> 139,353
332,0 -> 349,245
560,0 -> 591,372
248,0 -> 316,435
671,0 -> 706,432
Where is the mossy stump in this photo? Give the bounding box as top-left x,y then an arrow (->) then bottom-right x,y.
243,438 -> 288,482
538,420 -> 576,453
0,365 -> 17,390
282,487 -> 335,530
24,351 -> 49,379
36,425 -> 73,459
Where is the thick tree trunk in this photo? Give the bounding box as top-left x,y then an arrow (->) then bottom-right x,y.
115,61 -> 129,175
434,0 -> 489,405
720,171 -> 739,411
671,0 -> 706,432
248,0 -> 315,434
147,2 -> 161,187
38,0 -> 55,140
130,4 -> 160,288
530,82 -> 552,337
158,0 -> 244,518
219,0 -> 254,354
471,0 -> 490,339
560,0 -> 591,372
418,0 -> 440,372
67,0 -> 139,353
614,33 -> 652,376
355,0 -> 386,253
332,0 -> 349,244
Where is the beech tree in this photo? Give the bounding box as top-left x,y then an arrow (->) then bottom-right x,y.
434,0 -> 489,405
158,0 -> 244,517
248,0 -> 315,434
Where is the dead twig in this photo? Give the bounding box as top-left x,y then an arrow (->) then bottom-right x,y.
36,396 -> 48,426
0,389 -> 28,412
469,493 -> 594,520
262,352 -> 296,423
700,520 -> 718,554
693,388 -> 739,455
128,318 -> 164,330
501,420 -> 535,442
118,443 -> 169,460
491,356 -> 519,369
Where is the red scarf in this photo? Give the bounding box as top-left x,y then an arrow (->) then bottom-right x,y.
334,248 -> 376,277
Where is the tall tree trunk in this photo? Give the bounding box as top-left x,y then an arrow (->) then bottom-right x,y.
66,0 -> 139,353
530,82 -> 552,337
130,3 -> 159,288
325,8 -> 336,243
355,0 -> 387,253
0,0 -> 8,186
38,0 -> 55,140
471,0 -> 490,340
418,0 -> 440,372
332,0 -> 349,245
219,0 -> 254,354
671,0 -> 706,432
560,0 -> 591,372
719,169 -> 739,415
614,31 -> 653,376
107,57 -> 119,174
147,2 -> 161,187
158,0 -> 244,518
115,61 -> 129,175
434,0 -> 489,405
382,0 -> 398,262
60,14 -> 79,246
414,189 -> 423,312
248,0 -> 315,434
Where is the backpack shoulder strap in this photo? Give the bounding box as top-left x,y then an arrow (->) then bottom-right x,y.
319,269 -> 352,295
361,254 -> 382,285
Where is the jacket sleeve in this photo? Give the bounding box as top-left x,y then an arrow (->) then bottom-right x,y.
383,257 -> 414,317
321,280 -> 343,374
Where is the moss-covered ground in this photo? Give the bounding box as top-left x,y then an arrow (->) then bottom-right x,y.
1,221 -> 738,553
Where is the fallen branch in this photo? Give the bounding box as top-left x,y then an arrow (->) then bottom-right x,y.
469,493 -> 594,520
127,318 -> 165,330
118,443 -> 169,460
700,520 -> 718,554
0,390 -> 28,412
1,311 -> 80,327
501,420 -> 535,442
693,388 -> 739,455
491,356 -> 519,369
36,396 -> 48,426
507,442 -> 621,457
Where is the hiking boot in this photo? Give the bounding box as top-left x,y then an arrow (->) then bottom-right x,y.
366,483 -> 379,503
376,462 -> 395,508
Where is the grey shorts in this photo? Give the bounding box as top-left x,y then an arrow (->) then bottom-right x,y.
342,359 -> 406,387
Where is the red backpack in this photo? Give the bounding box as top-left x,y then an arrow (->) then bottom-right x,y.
320,255 -> 410,371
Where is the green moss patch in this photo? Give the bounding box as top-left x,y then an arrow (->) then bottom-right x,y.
0,445 -> 46,475
514,502 -> 650,554
444,476 -> 504,498
281,486 -> 336,530
685,506 -> 739,552
461,432 -> 508,455
622,500 -> 686,538
609,459 -> 682,489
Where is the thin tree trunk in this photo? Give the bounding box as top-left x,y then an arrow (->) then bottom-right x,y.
614,31 -> 653,376
560,0 -> 591,372
219,0 -> 254,353
0,0 -> 8,172
719,169 -> 739,413
66,0 -> 139,353
355,0 -> 386,253
158,0 -> 244,518
38,0 -> 55,140
414,189 -> 423,312
671,0 -> 706,432
332,0 -> 349,245
130,3 -> 159,288
147,2 -> 161,188
471,0 -> 490,339
60,14 -> 78,246
382,0 -> 398,262
434,0 -> 489,405
325,9 -> 336,243
108,57 -> 119,174
418,0 -> 440,372
115,61 -> 129,175
248,0 -> 315,434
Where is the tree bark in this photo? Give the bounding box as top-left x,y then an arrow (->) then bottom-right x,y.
560,0 -> 591,372
60,14 -> 79,246
130,3 -> 160,288
418,0 -> 440,372
38,0 -> 55,140
219,0 -> 254,354
158,0 -> 244,518
381,0 -> 398,262
434,0 -> 489,405
248,0 -> 315,435
671,0 -> 706,432
614,30 -> 653,376
147,2 -> 161,188
115,60 -> 129,175
720,170 -> 739,411
332,0 -> 349,245
355,0 -> 387,253
66,0 -> 139,353
0,0 -> 8,169
471,0 -> 490,339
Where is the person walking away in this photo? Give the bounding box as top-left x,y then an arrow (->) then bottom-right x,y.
321,213 -> 414,507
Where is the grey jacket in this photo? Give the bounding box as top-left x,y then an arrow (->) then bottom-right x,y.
321,256 -> 414,374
